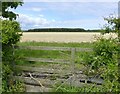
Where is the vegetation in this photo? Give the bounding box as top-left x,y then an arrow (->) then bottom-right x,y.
1,1 -> 25,92
1,1 -> 119,92
24,28 -> 101,32
2,20 -> 22,61
83,37 -> 119,92
16,37 -> 119,92
54,16 -> 120,92
15,42 -> 93,66
2,1 -> 23,20
17,41 -> 93,47
102,15 -> 120,42
1,19 -> 25,92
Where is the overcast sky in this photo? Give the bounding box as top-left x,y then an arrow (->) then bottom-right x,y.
10,0 -> 119,30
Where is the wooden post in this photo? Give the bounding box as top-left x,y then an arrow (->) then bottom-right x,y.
70,48 -> 75,86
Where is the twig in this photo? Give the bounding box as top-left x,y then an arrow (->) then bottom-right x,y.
29,73 -> 44,87
28,73 -> 44,92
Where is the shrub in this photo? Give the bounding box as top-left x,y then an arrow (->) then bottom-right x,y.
83,37 -> 119,92
1,20 -> 22,62
1,20 -> 24,92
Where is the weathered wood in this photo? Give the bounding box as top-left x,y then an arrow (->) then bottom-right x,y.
75,48 -> 93,52
15,65 -> 73,74
23,57 -> 70,63
15,76 -> 65,87
15,76 -> 87,88
70,48 -> 75,85
15,45 -> 93,52
15,46 -> 71,51
22,71 -> 72,79
71,48 -> 75,72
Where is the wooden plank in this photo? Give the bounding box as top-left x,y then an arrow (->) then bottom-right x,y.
14,76 -> 87,88
15,65 -> 73,74
70,48 -> 75,85
15,46 -> 71,51
24,57 -> 70,63
71,48 -> 75,71
14,76 -> 64,87
15,46 -> 92,52
75,48 -> 93,52
22,72 -> 72,79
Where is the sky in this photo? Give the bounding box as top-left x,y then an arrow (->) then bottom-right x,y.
10,0 -> 119,30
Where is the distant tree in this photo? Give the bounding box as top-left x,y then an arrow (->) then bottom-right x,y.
2,1 -> 23,20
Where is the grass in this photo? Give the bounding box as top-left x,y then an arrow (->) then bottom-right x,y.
15,42 -> 93,67
17,41 -> 93,48
15,40 -> 119,92
15,41 -> 94,92
51,84 -> 105,92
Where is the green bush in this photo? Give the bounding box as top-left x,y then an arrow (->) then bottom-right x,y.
1,20 -> 24,92
1,20 -> 22,61
2,20 -> 21,45
83,37 -> 119,92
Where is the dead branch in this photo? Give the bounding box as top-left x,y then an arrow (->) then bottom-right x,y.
28,73 -> 45,92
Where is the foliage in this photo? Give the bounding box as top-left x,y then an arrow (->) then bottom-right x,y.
101,15 -> 120,34
52,84 -> 110,92
2,63 -> 25,92
101,15 -> 120,43
53,37 -> 119,93
83,37 -> 119,92
1,20 -> 22,61
2,20 -> 22,45
81,15 -> 119,92
2,1 -> 23,20
1,19 -> 23,92
24,28 -> 101,32
1,1 -> 24,92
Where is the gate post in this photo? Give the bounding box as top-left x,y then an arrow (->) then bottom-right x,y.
70,48 -> 75,86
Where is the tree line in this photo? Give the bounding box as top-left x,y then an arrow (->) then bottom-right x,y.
23,28 -> 101,32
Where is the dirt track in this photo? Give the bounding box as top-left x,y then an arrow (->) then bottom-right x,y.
20,32 -> 117,43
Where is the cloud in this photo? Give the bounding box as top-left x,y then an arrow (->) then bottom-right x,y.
17,14 -> 56,29
36,2 -> 117,19
25,7 -> 43,12
15,2 -> 118,30
16,13 -> 110,30
50,18 -> 105,29
29,7 -> 43,12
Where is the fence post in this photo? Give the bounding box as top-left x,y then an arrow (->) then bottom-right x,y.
70,48 -> 75,86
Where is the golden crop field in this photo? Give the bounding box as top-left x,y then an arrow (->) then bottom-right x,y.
20,32 -> 117,43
